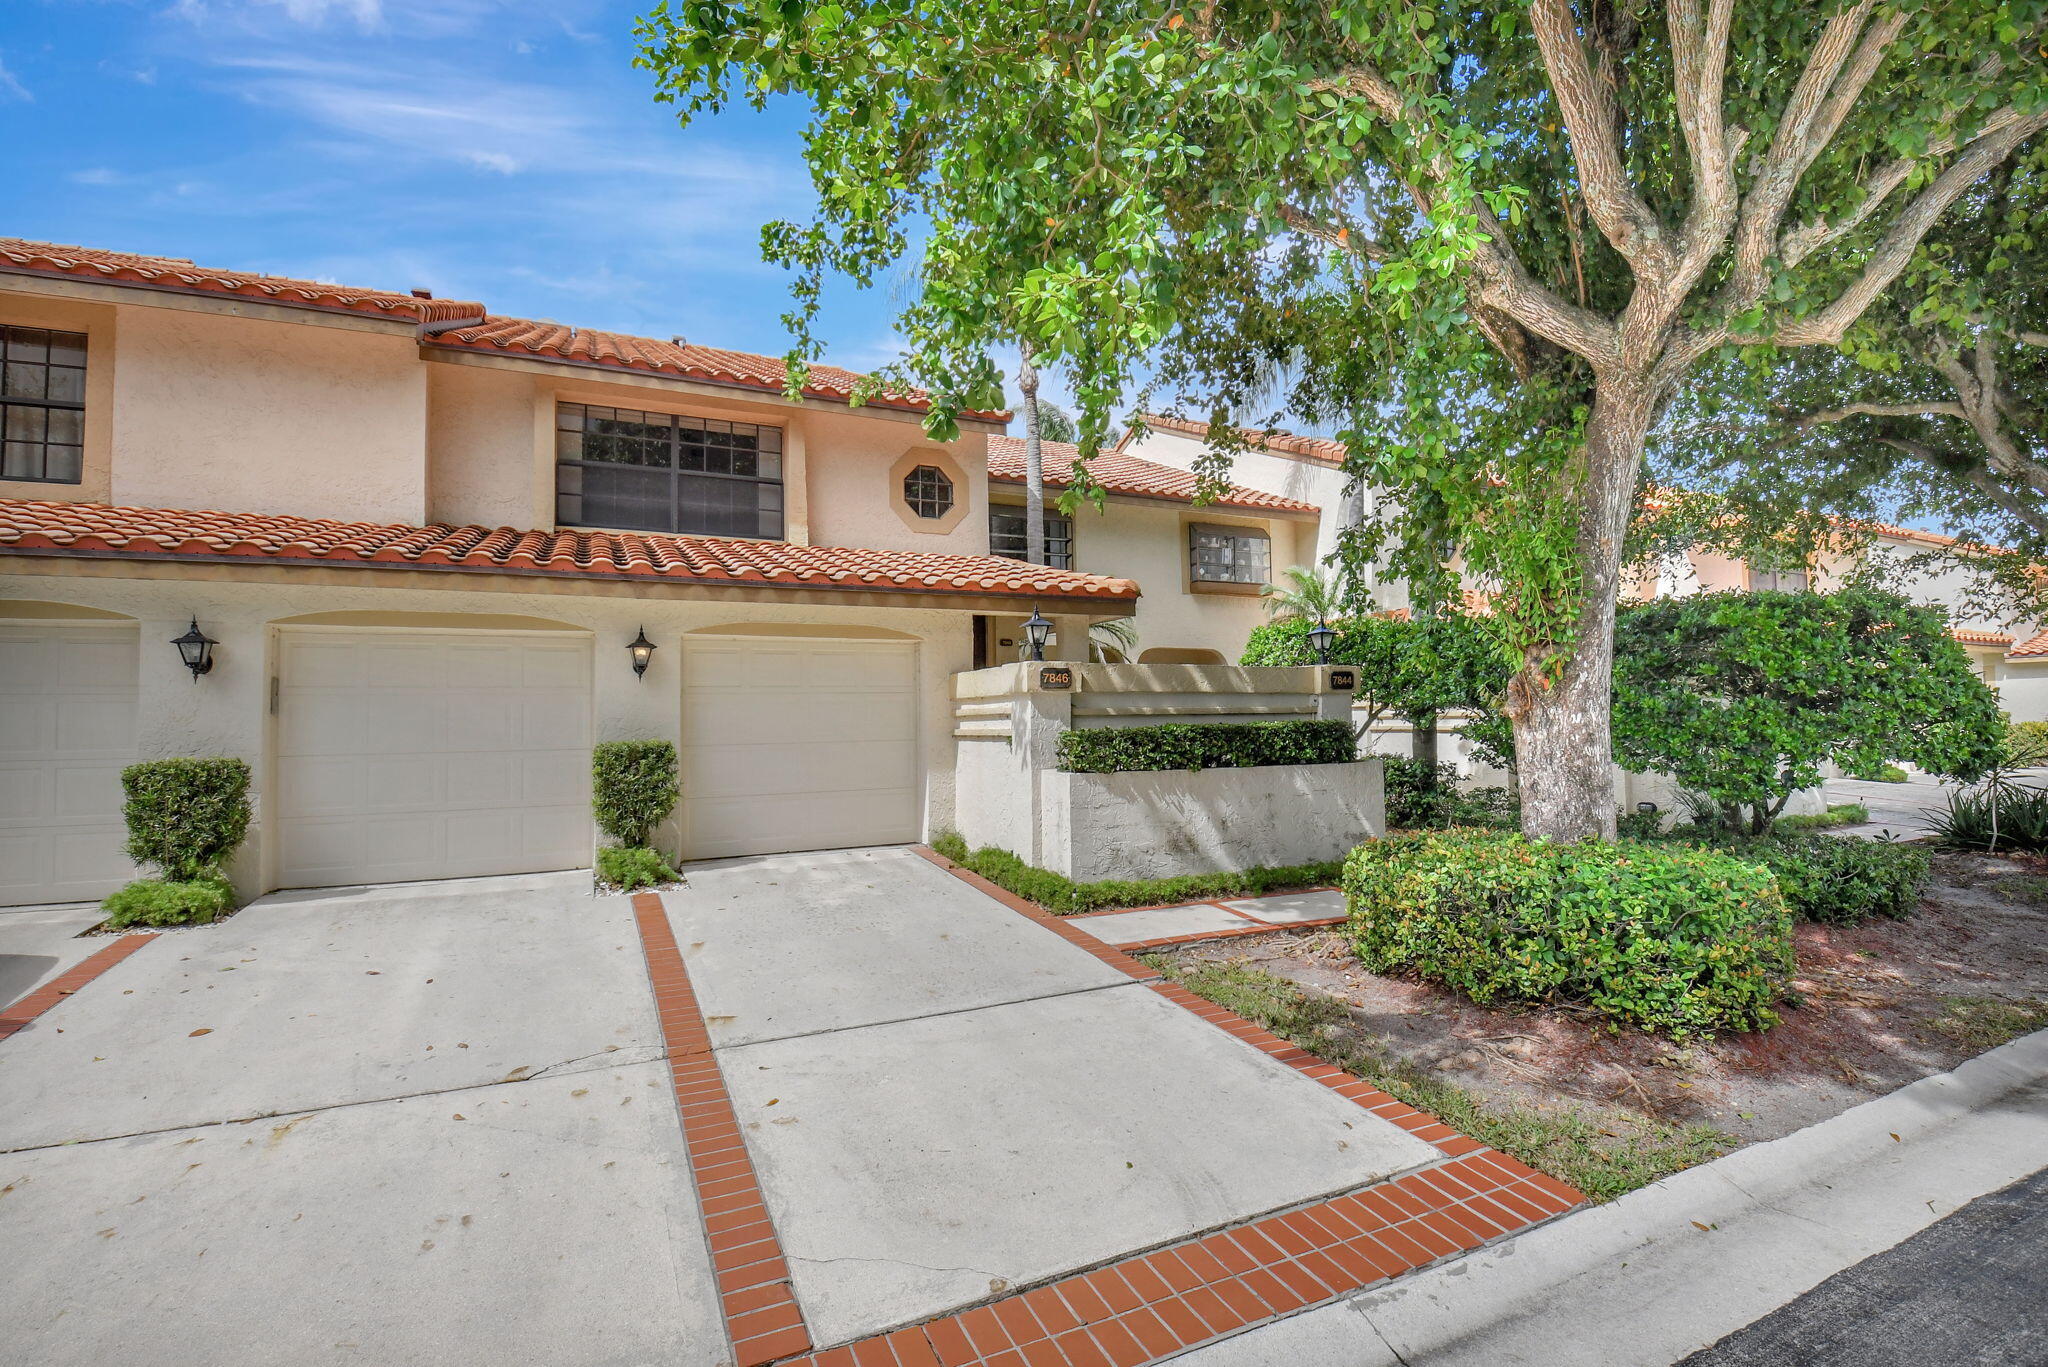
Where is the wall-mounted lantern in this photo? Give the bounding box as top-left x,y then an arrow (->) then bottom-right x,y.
627,627 -> 657,678
170,618 -> 217,681
1636,801 -> 1659,815
1307,620 -> 1337,664
1022,606 -> 1053,663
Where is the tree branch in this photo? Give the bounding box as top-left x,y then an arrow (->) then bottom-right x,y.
1277,204 -> 1390,261
1667,0 -> 1743,290
1788,399 -> 1970,427
1530,0 -> 1673,278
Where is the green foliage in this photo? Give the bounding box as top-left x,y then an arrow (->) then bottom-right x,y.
1259,564 -> 1349,622
1612,590 -> 2005,835
1776,803 -> 1870,831
1380,757 -> 1518,831
2012,721 -> 2048,758
592,741 -> 680,848
1702,834 -> 1930,925
1345,831 -> 1794,1036
120,758 -> 251,881
1927,995 -> 2048,1051
101,874 -> 236,929
929,831 -> 1340,916
1150,959 -> 1735,1203
596,845 -> 681,891
1929,784 -> 2048,854
1872,765 -> 1910,783
1055,719 -> 1356,774
1240,613 -> 1510,730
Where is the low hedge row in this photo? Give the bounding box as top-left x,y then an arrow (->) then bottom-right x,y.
1345,829 -> 1794,1036
1056,719 -> 1357,774
929,832 -> 1341,915
1679,830 -> 1930,925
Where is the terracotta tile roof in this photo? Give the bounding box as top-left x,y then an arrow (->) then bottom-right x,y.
1952,627 -> 2016,647
0,499 -> 1137,605
2008,627 -> 2048,659
985,435 -> 1318,514
428,317 -> 1008,421
1132,413 -> 1350,468
0,237 -> 487,325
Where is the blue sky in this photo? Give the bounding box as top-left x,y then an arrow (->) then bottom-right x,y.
0,0 -> 982,391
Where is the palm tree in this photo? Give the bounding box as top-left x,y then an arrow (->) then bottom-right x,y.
1089,617 -> 1139,663
1260,564 -> 1346,621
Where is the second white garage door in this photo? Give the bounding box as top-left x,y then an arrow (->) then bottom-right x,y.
274,630 -> 592,888
682,636 -> 920,859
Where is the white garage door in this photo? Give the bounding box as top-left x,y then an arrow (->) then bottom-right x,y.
682,636 -> 920,859
275,630 -> 592,888
0,622 -> 139,906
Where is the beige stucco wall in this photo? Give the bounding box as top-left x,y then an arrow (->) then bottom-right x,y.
426,362 -> 544,529
108,307 -> 428,525
0,288 -> 118,505
0,569 -> 973,896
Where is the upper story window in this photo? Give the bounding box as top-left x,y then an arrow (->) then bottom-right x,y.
555,403 -> 783,540
903,464 -> 955,519
1190,523 -> 1271,585
989,505 -> 1073,570
1750,567 -> 1810,592
2,325 -> 87,485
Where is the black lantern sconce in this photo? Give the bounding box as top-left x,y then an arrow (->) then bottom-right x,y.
1022,606 -> 1053,663
1636,801 -> 1659,815
1307,619 -> 1337,665
627,627 -> 657,678
170,618 -> 217,681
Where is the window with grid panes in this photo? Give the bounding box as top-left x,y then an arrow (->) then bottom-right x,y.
555,403 -> 783,539
1189,523 -> 1271,585
2,326 -> 87,484
988,505 -> 1073,570
902,464 -> 955,518
1749,567 -> 1811,592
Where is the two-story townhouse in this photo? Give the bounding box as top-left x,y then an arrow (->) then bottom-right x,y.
0,237 -> 1153,906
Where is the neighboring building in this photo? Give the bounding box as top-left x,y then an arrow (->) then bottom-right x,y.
0,237 -> 1164,905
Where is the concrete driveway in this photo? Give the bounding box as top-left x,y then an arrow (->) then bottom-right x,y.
0,873 -> 725,1367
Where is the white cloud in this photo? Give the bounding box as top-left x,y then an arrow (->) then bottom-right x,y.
69,167 -> 123,186
0,53 -> 33,102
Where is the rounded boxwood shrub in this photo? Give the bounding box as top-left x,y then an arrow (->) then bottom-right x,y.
120,758 -> 252,881
1345,830 -> 1794,1035
592,740 -> 680,847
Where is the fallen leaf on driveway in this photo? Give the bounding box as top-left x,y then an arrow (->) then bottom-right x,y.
570,1089 -> 588,1098
764,1098 -> 779,1106
188,1029 -> 212,1037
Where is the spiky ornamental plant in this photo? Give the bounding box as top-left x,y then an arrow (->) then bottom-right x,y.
639,0 -> 2047,840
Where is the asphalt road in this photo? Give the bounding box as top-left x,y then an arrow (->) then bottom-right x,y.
1679,1166 -> 2048,1367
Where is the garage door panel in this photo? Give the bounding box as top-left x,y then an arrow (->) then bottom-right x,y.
682,636 -> 919,860
276,631 -> 593,888
0,624 -> 139,905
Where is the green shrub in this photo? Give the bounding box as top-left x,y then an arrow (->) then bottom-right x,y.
1380,757 -> 1519,830
1710,834 -> 1929,924
1869,764 -> 1910,783
1776,802 -> 1869,831
596,844 -> 680,891
929,831 -> 1341,915
592,741 -> 680,846
1056,719 -> 1356,774
1928,784 -> 2048,854
101,873 -> 236,929
1614,809 -> 1665,841
1345,830 -> 1793,1035
120,758 -> 251,880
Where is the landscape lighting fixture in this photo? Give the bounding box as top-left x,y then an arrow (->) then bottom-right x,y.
1023,607 -> 1053,662
627,626 -> 658,678
171,618 -> 217,680
1307,620 -> 1337,664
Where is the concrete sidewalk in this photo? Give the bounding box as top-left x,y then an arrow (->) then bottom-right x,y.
1169,1026 -> 2048,1366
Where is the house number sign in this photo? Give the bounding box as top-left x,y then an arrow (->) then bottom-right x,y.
1328,668 -> 1357,691
1039,665 -> 1075,689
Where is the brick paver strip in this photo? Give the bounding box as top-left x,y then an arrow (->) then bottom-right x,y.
0,933 -> 157,1042
629,892 -> 813,1367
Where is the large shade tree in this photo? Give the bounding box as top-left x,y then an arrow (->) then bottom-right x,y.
639,0 -> 2048,840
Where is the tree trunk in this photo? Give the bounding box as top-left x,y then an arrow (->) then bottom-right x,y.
1507,383 -> 1656,842
1019,342 -> 1046,567
1411,711 -> 1440,774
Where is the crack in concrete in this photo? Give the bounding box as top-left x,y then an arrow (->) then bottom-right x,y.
1356,1303 -> 1416,1367
794,1252 -> 1008,1284
712,977 -> 1146,1052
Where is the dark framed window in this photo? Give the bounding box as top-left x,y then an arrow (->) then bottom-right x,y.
2,325 -> 87,484
1190,523 -> 1271,585
989,505 -> 1073,570
555,403 -> 783,539
903,464 -> 955,519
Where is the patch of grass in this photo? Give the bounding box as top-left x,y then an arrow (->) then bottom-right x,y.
1927,995 -> 2048,1051
1147,958 -> 1735,1203
929,831 -> 1340,915
1777,802 -> 1869,831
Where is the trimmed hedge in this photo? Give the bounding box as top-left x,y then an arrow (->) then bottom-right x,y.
1056,719 -> 1357,774
102,874 -> 236,929
1696,832 -> 1930,924
929,831 -> 1341,915
592,740 -> 680,847
120,758 -> 251,881
1345,830 -> 1794,1035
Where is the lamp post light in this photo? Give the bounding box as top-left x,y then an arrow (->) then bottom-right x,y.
170,618 -> 217,681
1307,619 -> 1337,665
1022,606 -> 1053,663
627,627 -> 657,678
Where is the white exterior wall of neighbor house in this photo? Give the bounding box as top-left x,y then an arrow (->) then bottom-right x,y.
0,571 -> 974,899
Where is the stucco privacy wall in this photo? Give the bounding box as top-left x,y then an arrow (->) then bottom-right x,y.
0,571 -> 971,896
109,308 -> 429,525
